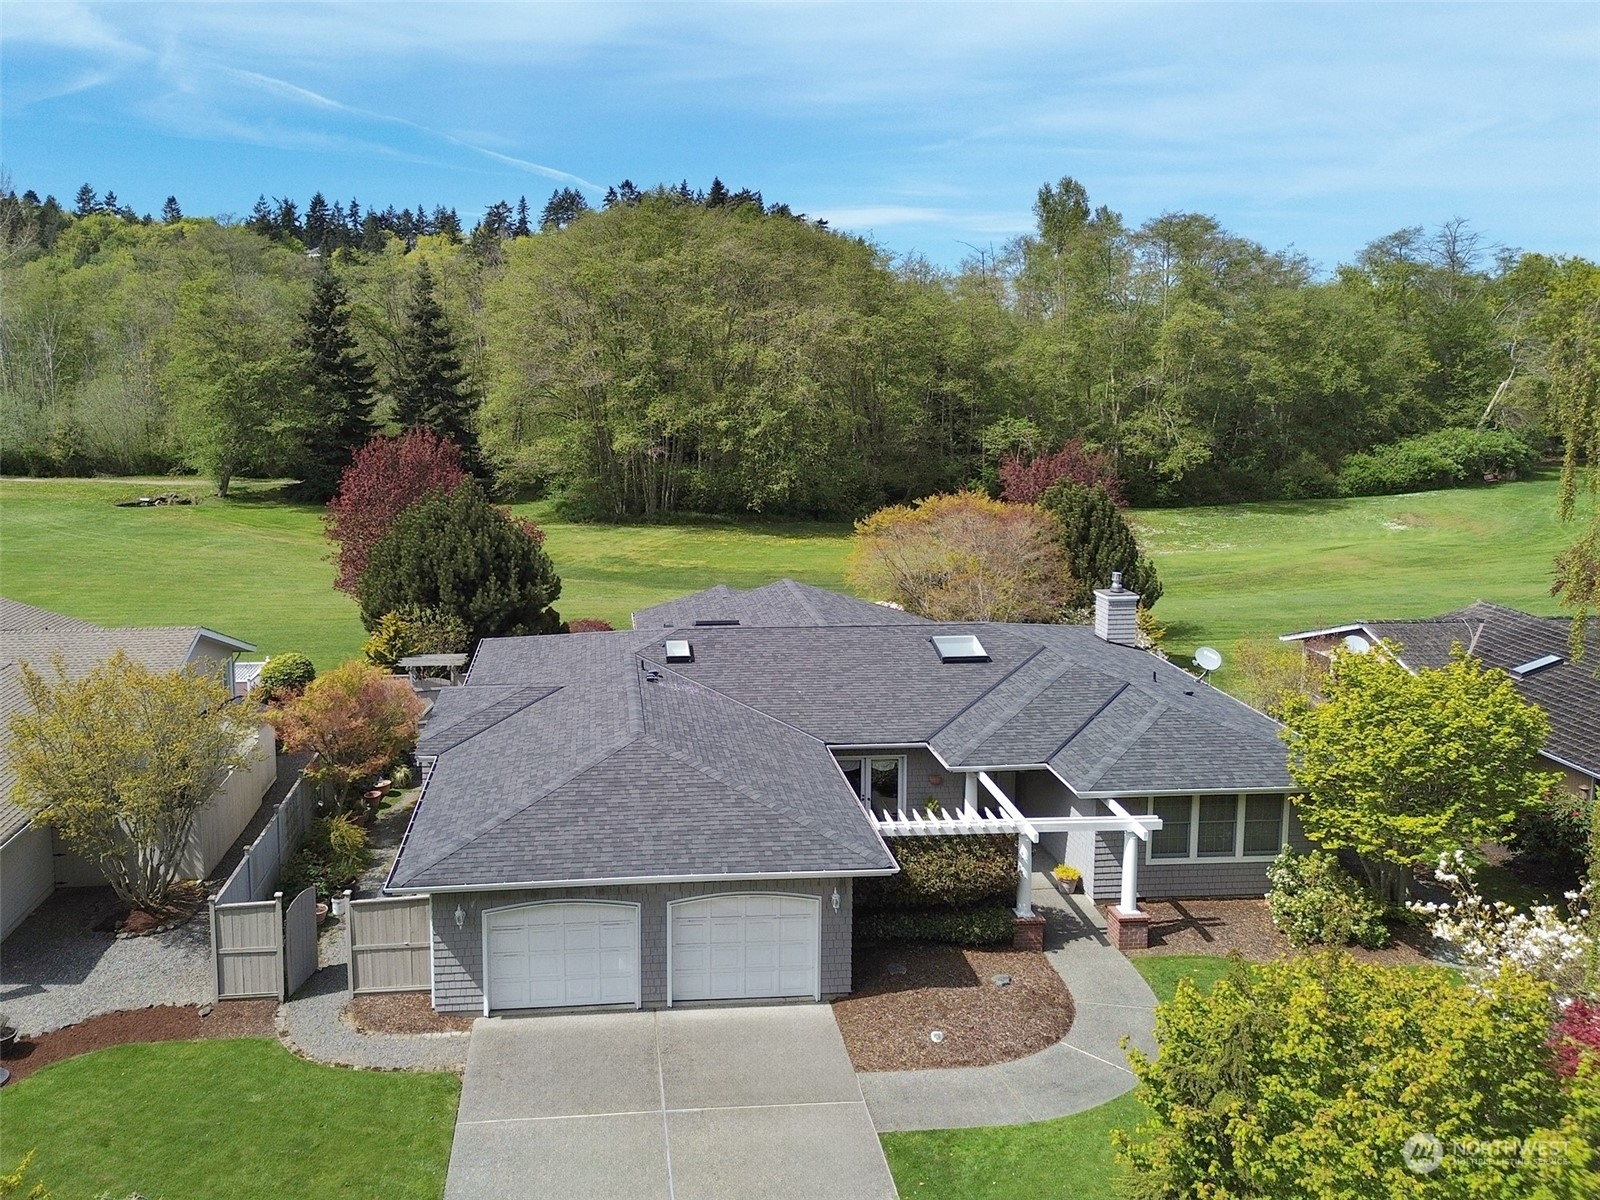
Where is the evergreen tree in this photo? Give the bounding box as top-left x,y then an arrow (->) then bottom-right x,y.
539,187 -> 590,231
304,192 -> 331,249
705,177 -> 730,208
290,268 -> 377,500
513,196 -> 531,237
392,263 -> 481,470
161,195 -> 183,224
74,183 -> 97,217
247,195 -> 274,236
1039,481 -> 1163,608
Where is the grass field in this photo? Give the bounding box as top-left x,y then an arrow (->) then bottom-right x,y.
0,473 -> 1584,670
0,1038 -> 459,1200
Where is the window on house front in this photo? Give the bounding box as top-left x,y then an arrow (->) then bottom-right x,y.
1242,795 -> 1286,855
1197,796 -> 1237,857
1150,797 -> 1192,859
836,756 -> 906,815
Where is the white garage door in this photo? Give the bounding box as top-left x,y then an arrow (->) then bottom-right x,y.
486,902 -> 640,1011
669,893 -> 820,1003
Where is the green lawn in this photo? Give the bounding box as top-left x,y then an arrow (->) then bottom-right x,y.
0,472 -> 1583,671
0,1038 -> 459,1200
1129,953 -> 1237,1003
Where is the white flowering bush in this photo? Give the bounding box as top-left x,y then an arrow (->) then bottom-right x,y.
1412,850 -> 1600,1000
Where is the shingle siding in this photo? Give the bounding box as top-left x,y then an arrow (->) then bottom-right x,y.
430,877 -> 854,1014
1091,799 -> 1312,902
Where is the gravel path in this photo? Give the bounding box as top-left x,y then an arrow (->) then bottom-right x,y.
0,888 -> 212,1037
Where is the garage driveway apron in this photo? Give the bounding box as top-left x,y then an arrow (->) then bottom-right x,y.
444,1004 -> 897,1200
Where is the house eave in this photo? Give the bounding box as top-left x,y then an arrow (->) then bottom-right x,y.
385,865 -> 900,895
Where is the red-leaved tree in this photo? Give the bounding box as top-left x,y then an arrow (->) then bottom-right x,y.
1552,998 -> 1600,1078
268,661 -> 425,810
325,430 -> 470,593
565,618 -> 614,633
999,439 -> 1124,507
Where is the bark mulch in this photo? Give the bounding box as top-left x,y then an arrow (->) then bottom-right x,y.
347,992 -> 474,1035
93,881 -> 209,937
832,944 -> 1074,1072
0,1001 -> 278,1085
1117,898 -> 1439,966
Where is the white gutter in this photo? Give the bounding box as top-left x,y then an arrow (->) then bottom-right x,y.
385,866 -> 899,895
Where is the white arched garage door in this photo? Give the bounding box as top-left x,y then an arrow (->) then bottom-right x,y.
485,901 -> 640,1011
669,893 -> 820,1004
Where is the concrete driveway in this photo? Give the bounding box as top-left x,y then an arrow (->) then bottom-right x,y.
445,1005 -> 897,1200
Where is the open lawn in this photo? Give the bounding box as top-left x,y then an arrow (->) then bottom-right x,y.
0,473 -> 1583,671
0,1037 -> 459,1200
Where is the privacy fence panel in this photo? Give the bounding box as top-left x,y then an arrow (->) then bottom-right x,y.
283,886 -> 320,998
214,772 -> 321,907
348,896 -> 431,995
212,896 -> 284,1000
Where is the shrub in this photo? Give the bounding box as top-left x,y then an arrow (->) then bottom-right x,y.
999,438 -> 1124,506
854,905 -> 1015,947
255,652 -> 316,700
1266,847 -> 1390,948
1510,788 -> 1593,890
1337,427 -> 1537,497
390,763 -> 415,789
1552,998 -> 1600,1078
1038,480 -> 1162,608
268,661 -> 425,809
361,606 -> 472,670
855,836 -> 1018,912
564,618 -> 615,633
279,814 -> 369,900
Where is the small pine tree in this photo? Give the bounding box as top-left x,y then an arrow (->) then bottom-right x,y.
356,481 -> 562,642
161,195 -> 183,224
291,268 -> 377,500
391,263 -> 481,471
1039,481 -> 1162,609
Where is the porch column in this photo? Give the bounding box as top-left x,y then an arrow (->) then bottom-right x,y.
963,772 -> 979,820
1016,832 -> 1033,917
1120,829 -> 1140,914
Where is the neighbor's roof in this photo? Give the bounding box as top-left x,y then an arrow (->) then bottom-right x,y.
1283,601 -> 1599,778
631,579 -> 929,629
389,582 -> 1291,892
0,600 -> 256,845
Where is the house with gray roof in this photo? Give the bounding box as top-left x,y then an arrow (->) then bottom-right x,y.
0,599 -> 273,939
1281,601 -> 1599,802
390,578 -> 1299,1015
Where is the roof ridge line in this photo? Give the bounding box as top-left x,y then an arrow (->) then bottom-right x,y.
1045,680 -> 1130,761
928,643 -> 1049,746
421,684 -> 560,754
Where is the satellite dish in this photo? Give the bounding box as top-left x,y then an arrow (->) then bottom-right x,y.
1343,634 -> 1373,655
1194,646 -> 1223,673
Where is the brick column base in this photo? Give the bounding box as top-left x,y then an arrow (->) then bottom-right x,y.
1106,906 -> 1150,952
1012,913 -> 1046,950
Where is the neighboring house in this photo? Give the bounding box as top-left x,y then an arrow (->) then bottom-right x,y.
0,599 -> 275,939
1281,601 -> 1599,802
387,578 -> 1298,1016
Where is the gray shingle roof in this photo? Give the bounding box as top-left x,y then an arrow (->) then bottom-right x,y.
632,579 -> 928,629
1330,602 -> 1599,778
393,584 -> 1293,891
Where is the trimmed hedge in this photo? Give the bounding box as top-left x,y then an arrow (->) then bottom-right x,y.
1337,427 -> 1537,497
854,905 -> 1016,947
854,835 -> 1017,912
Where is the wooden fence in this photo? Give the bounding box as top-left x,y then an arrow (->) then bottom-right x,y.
214,771 -> 319,906
211,886 -> 320,1001
348,896 -> 431,995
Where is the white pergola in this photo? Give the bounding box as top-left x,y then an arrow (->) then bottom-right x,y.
868,770 -> 1161,915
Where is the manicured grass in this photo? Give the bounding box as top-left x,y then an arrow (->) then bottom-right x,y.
1130,953 -> 1237,1003
0,1038 -> 459,1200
882,1090 -> 1146,1200
1,472 -> 1584,674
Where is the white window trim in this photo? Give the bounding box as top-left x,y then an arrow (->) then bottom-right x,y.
1145,794 -> 1288,864
835,754 -> 908,816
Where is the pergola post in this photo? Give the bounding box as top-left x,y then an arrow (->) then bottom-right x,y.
1016,832 -> 1033,917
963,772 -> 979,819
1120,829 -> 1140,914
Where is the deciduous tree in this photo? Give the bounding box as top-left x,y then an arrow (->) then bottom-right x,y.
268,661 -> 424,809
1280,646 -> 1558,902
846,491 -> 1071,622
6,652 -> 252,910
998,438 -> 1123,505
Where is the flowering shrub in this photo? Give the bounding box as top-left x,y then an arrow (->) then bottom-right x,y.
1266,847 -> 1390,948
1412,850 -> 1600,1001
1552,998 -> 1600,1078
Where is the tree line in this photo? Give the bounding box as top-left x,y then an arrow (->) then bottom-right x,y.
2,174 -> 1594,519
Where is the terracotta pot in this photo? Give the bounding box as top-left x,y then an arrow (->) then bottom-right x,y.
315,903 -> 329,925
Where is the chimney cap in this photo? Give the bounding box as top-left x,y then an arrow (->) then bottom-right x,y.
1110,571 -> 1124,592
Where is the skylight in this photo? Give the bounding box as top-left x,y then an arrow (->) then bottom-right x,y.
1511,653 -> 1562,677
931,634 -> 990,663
664,639 -> 694,663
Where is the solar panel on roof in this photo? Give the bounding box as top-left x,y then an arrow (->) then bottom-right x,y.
931,634 -> 989,663
1511,653 -> 1562,677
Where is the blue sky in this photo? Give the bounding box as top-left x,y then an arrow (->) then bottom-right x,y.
3,2 -> 1596,272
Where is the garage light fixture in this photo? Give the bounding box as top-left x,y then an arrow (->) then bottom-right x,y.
831,887 -> 841,913
454,904 -> 465,929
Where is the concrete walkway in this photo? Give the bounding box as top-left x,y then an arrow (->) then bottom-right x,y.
859,874 -> 1157,1132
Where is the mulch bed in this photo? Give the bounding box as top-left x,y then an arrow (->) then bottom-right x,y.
832,944 -> 1074,1072
1,1001 -> 278,1085
1117,898 -> 1439,966
93,881 -> 209,937
347,992 -> 473,1035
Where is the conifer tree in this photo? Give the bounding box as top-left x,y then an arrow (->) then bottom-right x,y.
291,268 -> 377,500
513,196 -> 531,237
391,263 -> 481,471
1039,481 -> 1163,608
161,195 -> 183,224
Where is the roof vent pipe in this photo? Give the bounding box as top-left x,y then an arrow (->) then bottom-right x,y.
1094,572 -> 1140,646
1111,571 -> 1124,592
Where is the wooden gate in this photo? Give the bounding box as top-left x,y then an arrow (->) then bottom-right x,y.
211,896 -> 284,1000
348,896 -> 431,994
283,886 -> 320,997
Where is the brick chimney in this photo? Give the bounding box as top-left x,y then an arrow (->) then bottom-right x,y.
1094,571 -> 1140,646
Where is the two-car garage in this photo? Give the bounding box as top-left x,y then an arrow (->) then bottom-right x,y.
482,893 -> 821,1013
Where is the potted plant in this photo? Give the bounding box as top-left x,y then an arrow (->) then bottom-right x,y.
1051,863 -> 1082,896
0,1013 -> 17,1057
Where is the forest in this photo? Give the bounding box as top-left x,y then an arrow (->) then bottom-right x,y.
2,175 -> 1595,518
